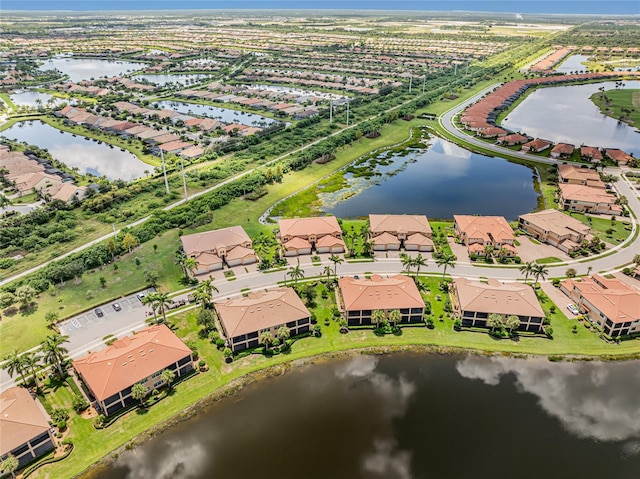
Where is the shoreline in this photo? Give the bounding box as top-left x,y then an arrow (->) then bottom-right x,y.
74,343 -> 640,478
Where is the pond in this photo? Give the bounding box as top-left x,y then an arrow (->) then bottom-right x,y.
135,74 -> 212,86
320,137 -> 539,220
1,121 -> 149,181
40,57 -> 146,83
555,54 -> 589,74
87,354 -> 640,479
9,91 -> 65,108
249,83 -> 347,100
501,80 -> 640,155
154,100 -> 280,127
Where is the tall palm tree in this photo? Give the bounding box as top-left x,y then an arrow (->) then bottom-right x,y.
519,261 -> 535,283
532,264 -> 549,288
388,309 -> 402,328
161,368 -> 176,390
0,454 -> 18,479
194,279 -> 218,308
287,264 -> 305,286
151,292 -> 174,323
2,350 -> 27,384
414,253 -> 427,277
141,294 -> 159,323
131,382 -> 148,406
184,257 -> 198,278
401,254 -> 414,275
22,351 -> 42,391
259,330 -> 274,351
329,254 -> 343,276
372,309 -> 387,329
41,334 -> 69,377
322,265 -> 333,283
506,315 -> 521,335
277,326 -> 290,344
436,253 -> 456,281
483,244 -> 494,259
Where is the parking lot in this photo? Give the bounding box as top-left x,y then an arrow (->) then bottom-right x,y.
59,288 -> 156,356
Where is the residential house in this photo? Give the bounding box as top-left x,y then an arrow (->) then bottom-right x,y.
369,214 -> 434,251
278,216 -> 345,256
338,274 -> 425,326
73,324 -> 193,416
453,215 -> 517,257
550,143 -> 575,159
180,225 -> 257,275
560,275 -> 640,337
580,146 -> 603,162
451,278 -> 545,332
0,387 -> 55,468
215,287 -> 311,352
605,148 -> 634,166
15,172 -> 62,196
497,133 -> 529,146
558,183 -> 622,216
558,164 -> 604,188
518,209 -> 591,253
521,138 -> 552,153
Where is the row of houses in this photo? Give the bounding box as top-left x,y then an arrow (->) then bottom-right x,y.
0,145 -> 86,202
557,164 -> 623,216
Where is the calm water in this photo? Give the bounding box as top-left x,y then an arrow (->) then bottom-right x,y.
155,100 -> 279,126
555,54 -> 589,74
89,354 -> 640,479
322,137 -> 539,220
136,74 -> 212,86
502,80 -> 640,155
40,58 -> 145,82
1,121 -> 149,181
249,83 -> 346,100
9,91 -> 64,108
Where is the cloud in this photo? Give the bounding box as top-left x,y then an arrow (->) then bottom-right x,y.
119,438 -> 208,479
362,438 -> 412,479
456,356 -> 640,442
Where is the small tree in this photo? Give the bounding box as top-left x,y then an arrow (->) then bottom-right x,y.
45,311 -> 60,329
565,268 -> 577,278
388,309 -> 402,328
131,382 -> 148,406
1,454 -> 19,478
372,309 -> 387,329
259,330 -> 274,351
487,313 -> 503,334
506,315 -> 521,335
15,285 -> 37,308
122,232 -> 138,253
161,369 -> 176,390
143,270 -> 159,288
277,326 -> 290,345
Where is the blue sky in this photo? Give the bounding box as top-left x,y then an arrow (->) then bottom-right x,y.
2,1 -> 639,15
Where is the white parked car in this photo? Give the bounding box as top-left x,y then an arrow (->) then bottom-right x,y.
567,304 -> 579,315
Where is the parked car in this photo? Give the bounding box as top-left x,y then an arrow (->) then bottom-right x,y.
112,303 -> 122,311
95,308 -> 104,318
567,304 -> 579,315
136,292 -> 147,301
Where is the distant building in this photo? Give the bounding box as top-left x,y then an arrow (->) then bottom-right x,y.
73,325 -> 193,416
215,287 -> 311,352
338,274 -> 425,326
0,387 -> 55,468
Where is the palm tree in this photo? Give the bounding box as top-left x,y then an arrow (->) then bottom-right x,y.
506,315 -> 521,335
414,253 -> 427,277
329,254 -> 343,276
41,334 -> 69,377
277,326 -> 290,345
259,330 -> 274,351
388,309 -> 402,328
0,454 -> 18,479
483,244 -> 494,259
372,309 -> 387,329
22,351 -> 42,391
161,368 -> 176,390
487,313 -> 503,333
519,261 -> 535,283
194,279 -> 218,308
184,257 -> 198,278
151,292 -> 173,323
131,382 -> 148,406
322,265 -> 333,283
141,294 -> 159,323
436,253 -> 456,281
2,350 -> 27,384
532,264 -> 549,288
401,254 -> 414,275
287,264 -> 305,286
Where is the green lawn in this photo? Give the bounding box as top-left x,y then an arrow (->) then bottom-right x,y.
34,276 -> 640,479
567,212 -> 632,244
536,257 -> 563,264
590,89 -> 639,129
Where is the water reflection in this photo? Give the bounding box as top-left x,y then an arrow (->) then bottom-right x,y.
155,100 -> 278,127
9,91 -> 63,108
136,74 -> 212,86
555,54 -> 589,74
40,58 -> 145,82
456,356 -> 640,442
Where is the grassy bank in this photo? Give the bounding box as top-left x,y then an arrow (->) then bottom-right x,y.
590,88 -> 640,129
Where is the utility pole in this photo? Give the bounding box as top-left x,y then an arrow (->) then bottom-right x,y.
408,72 -> 412,93
422,74 -> 426,95
346,101 -> 350,126
454,64 -> 458,76
181,159 -> 188,202
329,101 -> 333,123
160,149 -> 169,195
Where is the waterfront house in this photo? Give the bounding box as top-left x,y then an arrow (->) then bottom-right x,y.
180,225 -> 257,275
497,133 -> 529,146
604,149 -> 634,166
521,138 -> 552,153
215,287 -> 311,352
278,216 -> 345,256
451,278 -> 545,332
73,324 -> 193,416
558,164 -> 604,188
369,214 -> 434,251
518,209 -> 591,253
560,275 -> 640,337
453,215 -> 516,257
550,143 -> 575,159
558,184 -> 622,216
338,274 -> 425,326
580,146 -> 603,162
0,387 -> 55,469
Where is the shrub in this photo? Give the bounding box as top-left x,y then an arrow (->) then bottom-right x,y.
198,359 -> 206,368
208,330 -> 220,342
426,317 -> 435,329
313,324 -> 322,337
57,420 -> 67,431
549,305 -> 556,314
215,338 -> 225,349
453,319 -> 462,331
72,396 -> 89,413
545,326 -> 554,338
572,324 -> 578,334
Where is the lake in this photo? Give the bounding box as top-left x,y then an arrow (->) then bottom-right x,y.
502,80 -> 640,155
555,54 -> 589,74
1,121 -> 149,181
87,354 -> 640,479
40,57 -> 146,83
321,137 -> 539,220
154,100 -> 280,127
9,91 -> 65,108
136,74 -> 212,86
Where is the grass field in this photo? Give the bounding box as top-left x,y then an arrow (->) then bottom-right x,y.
567,212 -> 633,244
590,88 -> 640,129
